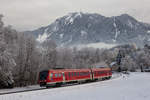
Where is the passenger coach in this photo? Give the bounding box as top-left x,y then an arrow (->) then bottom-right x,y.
38,67 -> 112,88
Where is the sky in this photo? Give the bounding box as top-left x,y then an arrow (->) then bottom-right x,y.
0,0 -> 150,31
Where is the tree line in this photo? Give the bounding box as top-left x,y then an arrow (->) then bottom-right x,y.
0,15 -> 150,88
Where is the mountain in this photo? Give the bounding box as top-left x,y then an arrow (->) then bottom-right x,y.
25,12 -> 150,47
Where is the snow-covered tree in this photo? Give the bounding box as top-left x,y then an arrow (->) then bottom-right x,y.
121,56 -> 137,72
0,15 -> 16,88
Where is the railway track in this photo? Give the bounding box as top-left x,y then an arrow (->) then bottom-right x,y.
0,73 -> 122,95
0,82 -> 86,95
0,87 -> 46,95
0,83 -> 82,95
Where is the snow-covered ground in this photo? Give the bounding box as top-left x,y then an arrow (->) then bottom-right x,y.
0,85 -> 42,94
0,72 -> 150,100
0,73 -> 120,94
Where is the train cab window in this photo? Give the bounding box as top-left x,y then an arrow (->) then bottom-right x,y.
39,71 -> 49,80
50,73 -> 53,77
50,73 -> 53,81
72,72 -> 74,76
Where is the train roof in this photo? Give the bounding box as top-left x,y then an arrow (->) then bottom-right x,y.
45,67 -> 111,72
49,68 -> 91,72
92,67 -> 111,71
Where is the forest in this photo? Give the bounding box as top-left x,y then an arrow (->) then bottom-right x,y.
0,15 -> 150,88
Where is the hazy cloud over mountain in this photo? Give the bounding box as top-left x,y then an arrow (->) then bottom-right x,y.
0,0 -> 150,31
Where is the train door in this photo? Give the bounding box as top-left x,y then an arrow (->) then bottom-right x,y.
62,72 -> 66,83
90,69 -> 94,80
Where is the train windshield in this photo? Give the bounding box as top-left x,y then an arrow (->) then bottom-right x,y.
39,70 -> 49,80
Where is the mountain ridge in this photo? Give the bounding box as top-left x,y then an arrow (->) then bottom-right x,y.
25,12 -> 150,47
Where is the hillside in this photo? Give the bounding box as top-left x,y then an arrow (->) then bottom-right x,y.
25,12 -> 150,47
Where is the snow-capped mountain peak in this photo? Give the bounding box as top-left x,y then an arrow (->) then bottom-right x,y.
25,12 -> 150,47
64,12 -> 83,25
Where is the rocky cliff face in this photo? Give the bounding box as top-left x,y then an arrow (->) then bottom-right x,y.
25,12 -> 150,47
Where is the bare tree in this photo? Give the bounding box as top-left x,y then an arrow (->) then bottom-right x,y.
0,15 -> 16,88
121,56 -> 137,72
40,40 -> 57,70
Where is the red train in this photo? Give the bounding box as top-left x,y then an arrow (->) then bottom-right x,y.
38,67 -> 112,88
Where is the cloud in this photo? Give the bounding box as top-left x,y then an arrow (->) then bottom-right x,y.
0,0 -> 150,31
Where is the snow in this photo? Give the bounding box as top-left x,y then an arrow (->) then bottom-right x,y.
110,62 -> 117,66
147,30 -> 150,33
128,20 -> 133,28
113,21 -> 117,28
0,85 -> 42,94
36,33 -> 48,43
89,16 -> 94,20
74,42 -> 117,49
36,28 -> 50,43
65,13 -> 74,24
0,72 -> 150,100
114,31 -> 119,40
113,17 -> 120,42
65,12 -> 82,24
59,34 -> 64,39
63,36 -> 73,45
148,39 -> 150,41
53,25 -> 58,32
81,30 -> 87,37
138,35 -> 145,41
85,42 -> 117,49
112,39 -> 116,42
68,18 -> 74,24
68,36 -> 73,43
74,12 -> 82,18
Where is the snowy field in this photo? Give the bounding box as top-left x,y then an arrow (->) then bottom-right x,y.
0,72 -> 150,100
0,85 -> 43,94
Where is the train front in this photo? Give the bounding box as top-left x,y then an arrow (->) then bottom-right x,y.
38,70 -> 49,87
